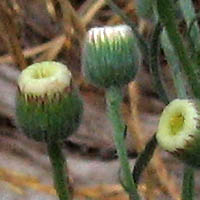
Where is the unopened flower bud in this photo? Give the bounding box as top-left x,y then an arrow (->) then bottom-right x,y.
82,25 -> 141,88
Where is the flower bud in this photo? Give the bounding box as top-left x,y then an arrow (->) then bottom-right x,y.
156,99 -> 200,168
82,25 -> 141,88
16,61 -> 83,143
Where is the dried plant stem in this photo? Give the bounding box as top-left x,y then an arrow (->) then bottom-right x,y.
57,0 -> 85,41
0,1 -> 27,70
35,34 -> 66,62
81,0 -> 106,26
0,0 -> 104,65
106,86 -> 140,200
0,35 -> 66,64
47,141 -> 71,200
78,0 -> 95,15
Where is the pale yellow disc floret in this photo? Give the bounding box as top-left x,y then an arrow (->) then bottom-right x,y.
87,25 -> 133,44
156,99 -> 199,152
18,61 -> 72,97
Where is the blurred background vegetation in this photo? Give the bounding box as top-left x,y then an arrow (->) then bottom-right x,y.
0,0 -> 200,199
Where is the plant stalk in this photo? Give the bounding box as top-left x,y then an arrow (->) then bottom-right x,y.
150,22 -> 169,104
47,141 -> 71,200
132,134 -> 157,185
161,29 -> 188,99
182,165 -> 194,200
156,0 -> 200,99
106,86 -> 140,200
178,0 -> 200,52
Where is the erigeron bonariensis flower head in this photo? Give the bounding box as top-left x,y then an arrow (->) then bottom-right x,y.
156,99 -> 200,168
16,61 -> 83,143
82,25 -> 141,88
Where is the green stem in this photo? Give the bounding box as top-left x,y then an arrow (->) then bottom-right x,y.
47,141 -> 71,200
150,22 -> 169,104
161,29 -> 188,99
182,165 -> 194,200
178,0 -> 200,52
106,86 -> 140,200
187,13 -> 200,38
132,134 -> 157,186
185,13 -> 200,60
156,0 -> 200,99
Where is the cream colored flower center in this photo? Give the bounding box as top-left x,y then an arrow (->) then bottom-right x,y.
18,61 -> 72,97
170,113 -> 185,135
32,66 -> 56,79
156,99 -> 199,152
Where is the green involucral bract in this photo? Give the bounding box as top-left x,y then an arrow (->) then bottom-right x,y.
82,25 -> 141,88
15,61 -> 83,143
156,99 -> 200,168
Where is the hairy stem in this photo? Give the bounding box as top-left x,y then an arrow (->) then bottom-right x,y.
182,165 -> 194,200
106,86 -> 140,200
132,134 -> 157,185
47,141 -> 71,200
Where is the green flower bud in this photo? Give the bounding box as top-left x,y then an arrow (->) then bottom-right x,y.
15,61 -> 83,143
156,99 -> 200,168
82,25 -> 141,88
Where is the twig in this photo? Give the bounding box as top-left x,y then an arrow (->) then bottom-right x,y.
57,0 -> 85,41
0,35 -> 66,64
34,34 -> 66,62
81,0 -> 106,26
78,0 -> 95,16
0,1 -> 27,70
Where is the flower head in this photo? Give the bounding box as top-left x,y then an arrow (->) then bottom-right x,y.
82,25 -> 141,88
18,61 -> 72,99
156,99 -> 200,168
16,61 -> 83,142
